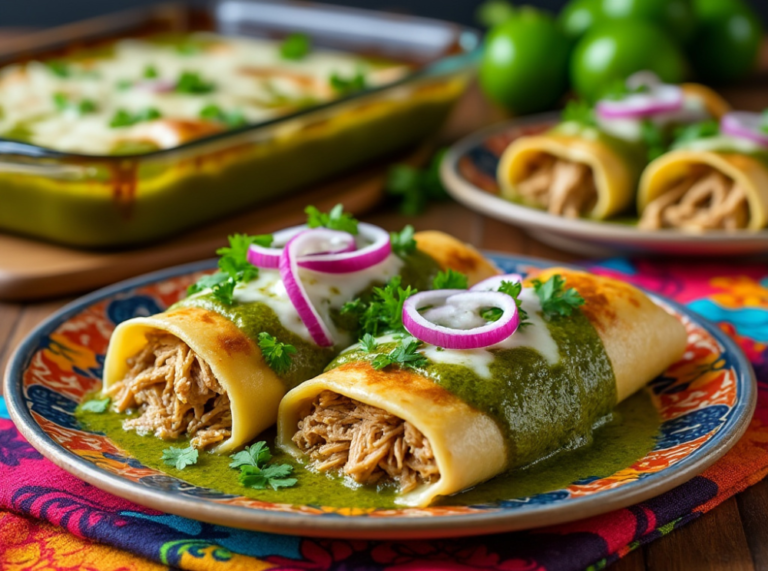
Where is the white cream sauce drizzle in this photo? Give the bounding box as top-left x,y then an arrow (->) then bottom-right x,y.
230,253 -> 404,346
342,287 -> 561,379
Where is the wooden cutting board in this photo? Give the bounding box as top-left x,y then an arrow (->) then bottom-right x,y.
0,145 -> 430,301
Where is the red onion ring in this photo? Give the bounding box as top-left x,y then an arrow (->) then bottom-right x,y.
720,112 -> 768,148
403,290 -> 520,350
470,273 -> 523,292
279,229 -> 345,347
248,223 -> 391,274
133,79 -> 176,93
596,84 -> 683,120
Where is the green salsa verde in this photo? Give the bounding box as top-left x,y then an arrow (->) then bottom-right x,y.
76,389 -> 658,509
171,249 -> 441,389
330,308 -> 616,469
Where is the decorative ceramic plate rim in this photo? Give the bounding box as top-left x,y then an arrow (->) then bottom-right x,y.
441,113 -> 768,249
3,254 -> 757,540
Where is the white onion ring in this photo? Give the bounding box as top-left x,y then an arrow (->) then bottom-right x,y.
248,223 -> 391,274
279,229 -> 343,347
720,112 -> 768,148
596,84 -> 684,120
403,290 -> 520,350
470,273 -> 524,292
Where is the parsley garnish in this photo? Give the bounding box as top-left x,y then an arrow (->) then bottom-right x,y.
432,269 -> 468,290
175,71 -> 215,94
360,333 -> 378,352
280,33 -> 311,60
81,397 -> 110,413
640,120 -> 667,162
532,274 -> 585,319
372,337 -> 428,371
386,149 -> 449,216
481,280 -> 530,325
230,441 -> 297,490
562,99 -> 596,127
52,92 -> 97,116
673,120 -> 720,147
187,233 -> 272,304
109,107 -> 162,128
305,204 -> 358,235
144,64 -> 159,79
162,446 -> 198,470
258,332 -> 297,375
341,276 -> 417,336
329,70 -> 367,95
390,225 -> 417,257
199,104 -> 246,128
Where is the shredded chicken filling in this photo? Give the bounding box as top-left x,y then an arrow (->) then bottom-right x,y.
640,168 -> 750,230
516,155 -> 598,218
293,391 -> 439,492
106,332 -> 231,449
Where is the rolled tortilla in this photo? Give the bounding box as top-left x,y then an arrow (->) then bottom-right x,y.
277,268 -> 687,506
102,231 -> 498,454
638,149 -> 768,230
497,84 -> 729,221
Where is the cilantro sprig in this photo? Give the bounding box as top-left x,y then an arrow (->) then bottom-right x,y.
480,280 -> 530,326
640,120 -> 668,162
305,204 -> 358,235
432,269 -> 468,290
532,274 -> 584,319
187,233 -> 272,304
562,99 -> 597,128
81,397 -> 110,413
372,337 -> 428,371
386,149 -> 449,216
280,33 -> 311,60
162,446 -> 199,470
341,276 -> 417,337
673,120 -> 720,147
258,332 -> 297,375
229,442 -> 297,491
360,333 -> 378,352
390,225 -> 417,257
175,71 -> 215,94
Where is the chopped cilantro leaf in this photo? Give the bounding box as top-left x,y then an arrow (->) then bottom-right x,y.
385,149 -> 449,216
432,269 -> 468,290
562,99 -> 596,127
230,441 -> 297,491
673,120 -> 720,147
116,79 -> 133,91
640,120 -> 668,162
305,204 -> 358,235
360,333 -> 378,352
390,225 -> 417,257
341,276 -> 417,337
162,446 -> 198,470
229,441 -> 271,468
81,397 -> 110,413
175,71 -> 215,94
372,337 -> 428,371
46,60 -> 71,78
187,270 -> 229,296
280,33 -> 311,60
144,64 -> 159,79
258,332 -> 297,375
109,107 -> 162,128
329,70 -> 367,95
532,274 -> 585,319
52,92 -> 97,116
199,104 -> 246,128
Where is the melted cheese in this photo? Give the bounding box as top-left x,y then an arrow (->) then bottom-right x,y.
0,33 -> 407,154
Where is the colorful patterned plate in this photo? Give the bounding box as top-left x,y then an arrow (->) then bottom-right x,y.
3,254 -> 756,539
441,114 -> 768,257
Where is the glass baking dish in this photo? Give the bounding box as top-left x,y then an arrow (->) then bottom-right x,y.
0,0 -> 479,248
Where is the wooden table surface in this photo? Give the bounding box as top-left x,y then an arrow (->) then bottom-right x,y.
2,29 -> 768,569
